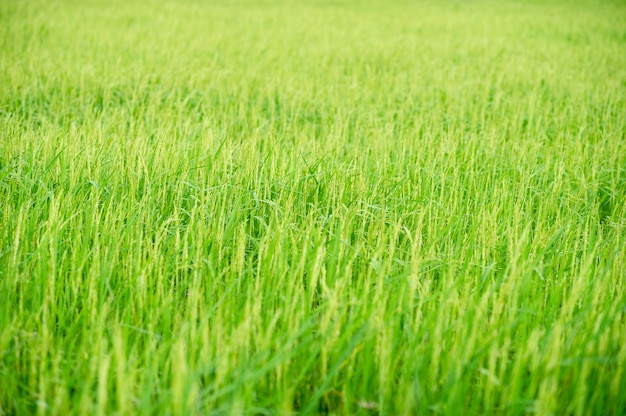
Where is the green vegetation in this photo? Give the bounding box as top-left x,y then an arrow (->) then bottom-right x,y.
1,0 -> 625,414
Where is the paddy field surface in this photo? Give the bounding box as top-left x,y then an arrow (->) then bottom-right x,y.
1,0 -> 625,414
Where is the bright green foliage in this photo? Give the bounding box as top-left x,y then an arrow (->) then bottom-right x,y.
1,0 -> 625,414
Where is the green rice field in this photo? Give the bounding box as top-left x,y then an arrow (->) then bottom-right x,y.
1,0 -> 625,414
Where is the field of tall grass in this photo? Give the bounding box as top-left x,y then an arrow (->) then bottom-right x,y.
1,0 -> 625,414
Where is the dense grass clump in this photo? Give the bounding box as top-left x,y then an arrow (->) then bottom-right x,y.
1,0 -> 625,414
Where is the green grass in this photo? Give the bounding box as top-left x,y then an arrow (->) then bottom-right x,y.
1,0 -> 625,414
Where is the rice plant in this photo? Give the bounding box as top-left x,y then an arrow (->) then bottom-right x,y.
1,0 -> 625,414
